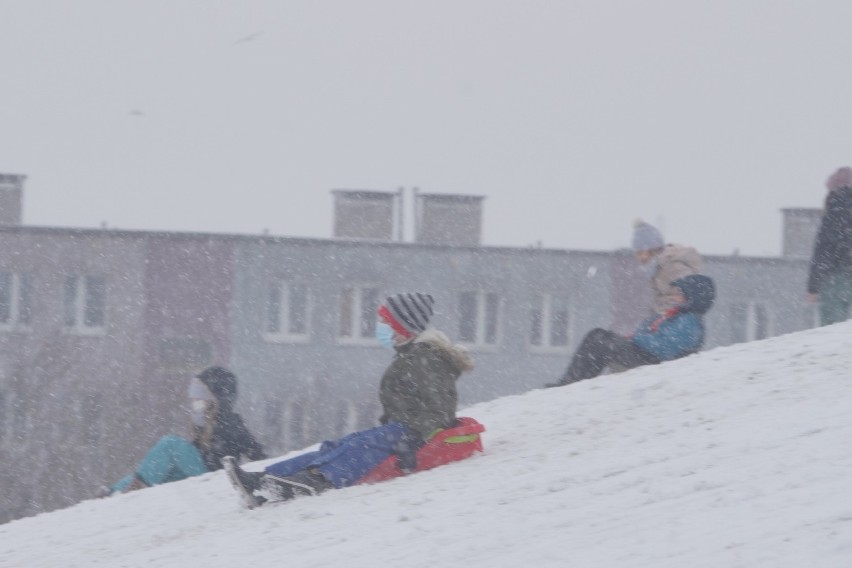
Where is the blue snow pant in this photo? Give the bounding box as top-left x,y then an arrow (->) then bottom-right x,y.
111,434 -> 209,493
264,422 -> 409,489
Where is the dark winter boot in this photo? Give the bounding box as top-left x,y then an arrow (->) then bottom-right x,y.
261,468 -> 332,502
222,456 -> 264,491
222,456 -> 265,509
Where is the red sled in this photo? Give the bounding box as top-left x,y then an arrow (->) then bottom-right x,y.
357,417 -> 485,485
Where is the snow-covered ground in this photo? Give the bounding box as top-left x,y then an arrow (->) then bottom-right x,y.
2,322 -> 852,568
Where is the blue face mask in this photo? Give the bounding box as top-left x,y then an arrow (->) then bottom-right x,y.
375,322 -> 395,348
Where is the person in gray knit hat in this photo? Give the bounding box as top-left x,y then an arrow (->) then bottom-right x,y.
632,219 -> 665,254
223,293 -> 474,508
545,221 -> 706,387
631,219 -> 703,314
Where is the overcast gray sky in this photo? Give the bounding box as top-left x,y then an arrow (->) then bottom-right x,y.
2,1 -> 851,256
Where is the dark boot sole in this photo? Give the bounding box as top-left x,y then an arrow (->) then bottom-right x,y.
263,474 -> 319,500
222,456 -> 262,510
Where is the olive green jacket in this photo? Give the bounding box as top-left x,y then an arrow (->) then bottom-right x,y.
379,329 -> 475,440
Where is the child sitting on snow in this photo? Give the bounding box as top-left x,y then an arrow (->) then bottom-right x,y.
546,274 -> 715,387
105,367 -> 266,495
223,293 -> 474,507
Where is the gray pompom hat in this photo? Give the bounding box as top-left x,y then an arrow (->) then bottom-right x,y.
631,219 -> 664,252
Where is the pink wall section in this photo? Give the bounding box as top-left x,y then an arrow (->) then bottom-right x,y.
141,236 -> 235,426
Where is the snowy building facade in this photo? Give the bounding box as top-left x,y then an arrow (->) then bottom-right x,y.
0,181 -> 821,523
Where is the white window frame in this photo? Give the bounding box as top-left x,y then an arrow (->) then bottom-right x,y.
337,285 -> 381,346
743,300 -> 772,342
731,300 -> 773,343
528,293 -> 574,354
10,392 -> 29,438
263,280 -> 312,344
63,274 -> 107,335
457,290 -> 502,350
0,272 -> 33,332
332,400 -> 360,437
283,399 -> 309,448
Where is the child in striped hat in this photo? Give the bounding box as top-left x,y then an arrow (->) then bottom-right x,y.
223,292 -> 474,508
376,292 -> 435,346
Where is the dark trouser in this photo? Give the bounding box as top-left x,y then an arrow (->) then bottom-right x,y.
554,328 -> 659,386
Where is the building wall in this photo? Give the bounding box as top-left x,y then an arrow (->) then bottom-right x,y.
704,255 -> 814,346
0,229 -> 149,522
140,235 -> 235,431
0,229 -> 239,523
781,208 -> 822,259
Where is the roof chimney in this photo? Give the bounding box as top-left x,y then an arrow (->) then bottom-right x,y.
0,173 -> 25,226
332,189 -> 398,240
415,192 -> 485,246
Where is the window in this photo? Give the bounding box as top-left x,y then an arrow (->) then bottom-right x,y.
264,281 -> 311,342
530,294 -> 573,351
730,301 -> 771,343
64,274 -> 106,332
0,272 -> 33,329
458,290 -> 501,346
284,397 -> 321,448
338,286 -> 380,342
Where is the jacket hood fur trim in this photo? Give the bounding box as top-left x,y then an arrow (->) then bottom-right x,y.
413,329 -> 475,373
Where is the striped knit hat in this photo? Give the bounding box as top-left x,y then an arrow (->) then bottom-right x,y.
378,293 -> 435,338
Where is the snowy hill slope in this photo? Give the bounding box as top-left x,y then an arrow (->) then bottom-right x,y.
2,323 -> 852,568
